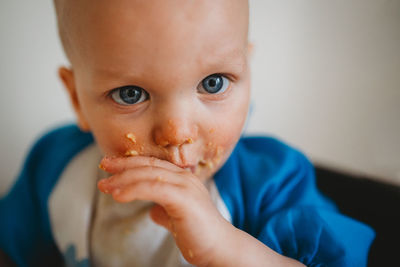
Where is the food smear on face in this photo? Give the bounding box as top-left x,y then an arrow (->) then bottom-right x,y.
205,161 -> 214,170
213,146 -> 224,165
124,132 -> 141,157
125,150 -> 139,157
198,159 -> 214,170
188,249 -> 194,259
126,133 -> 137,144
193,143 -> 227,179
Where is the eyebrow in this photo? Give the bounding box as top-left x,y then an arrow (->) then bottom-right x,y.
201,47 -> 248,75
91,66 -> 145,83
92,47 -> 247,81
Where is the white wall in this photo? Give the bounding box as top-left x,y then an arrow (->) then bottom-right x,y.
1,0 -> 399,195
0,0 -> 74,195
247,0 -> 400,185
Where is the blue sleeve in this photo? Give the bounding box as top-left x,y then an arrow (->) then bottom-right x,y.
215,137 -> 375,266
0,124 -> 93,267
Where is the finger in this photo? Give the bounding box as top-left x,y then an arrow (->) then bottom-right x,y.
98,166 -> 185,194
100,156 -> 183,174
111,178 -> 184,212
150,204 -> 171,230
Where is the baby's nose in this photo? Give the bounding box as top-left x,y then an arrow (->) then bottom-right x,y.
153,118 -> 198,147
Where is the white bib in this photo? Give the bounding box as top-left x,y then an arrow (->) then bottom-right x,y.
49,144 -> 231,266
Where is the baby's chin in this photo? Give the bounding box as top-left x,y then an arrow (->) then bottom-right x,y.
189,161 -> 218,182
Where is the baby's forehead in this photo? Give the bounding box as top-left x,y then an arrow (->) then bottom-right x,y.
55,0 -> 249,68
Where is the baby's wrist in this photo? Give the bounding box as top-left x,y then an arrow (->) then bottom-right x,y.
200,221 -> 242,267
204,223 -> 305,267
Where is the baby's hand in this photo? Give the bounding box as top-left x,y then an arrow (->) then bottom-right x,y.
97,156 -> 234,266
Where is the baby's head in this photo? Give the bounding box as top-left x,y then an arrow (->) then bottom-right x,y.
54,0 -> 250,181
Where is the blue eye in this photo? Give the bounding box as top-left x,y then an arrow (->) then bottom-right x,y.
198,74 -> 230,94
111,85 -> 149,105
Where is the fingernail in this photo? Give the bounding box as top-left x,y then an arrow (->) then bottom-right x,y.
103,156 -> 112,162
98,180 -> 110,194
98,178 -> 108,184
98,179 -> 106,187
104,155 -> 117,161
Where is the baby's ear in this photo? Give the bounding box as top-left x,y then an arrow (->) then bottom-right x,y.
58,66 -> 91,132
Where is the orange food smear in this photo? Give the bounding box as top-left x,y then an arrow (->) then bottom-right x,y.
188,249 -> 194,258
98,163 -> 106,171
126,133 -> 137,144
125,150 -> 139,156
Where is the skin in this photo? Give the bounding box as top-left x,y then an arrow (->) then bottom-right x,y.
58,0 -> 304,266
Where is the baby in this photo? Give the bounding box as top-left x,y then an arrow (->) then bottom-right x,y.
0,0 -> 374,266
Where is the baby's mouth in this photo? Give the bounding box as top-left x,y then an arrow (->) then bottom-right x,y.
123,132 -> 218,175
173,162 -> 197,173
179,159 -> 216,176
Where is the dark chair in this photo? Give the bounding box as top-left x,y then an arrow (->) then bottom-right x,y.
315,166 -> 400,267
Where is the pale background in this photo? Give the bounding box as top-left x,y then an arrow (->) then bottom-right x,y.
1,0 -> 399,196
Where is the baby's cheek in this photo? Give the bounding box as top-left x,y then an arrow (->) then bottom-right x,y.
212,106 -> 246,152
92,126 -> 140,157
199,123 -> 243,173
210,99 -> 248,152
95,134 -> 125,157
213,118 -> 243,147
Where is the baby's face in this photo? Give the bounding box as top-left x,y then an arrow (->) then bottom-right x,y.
61,0 -> 250,181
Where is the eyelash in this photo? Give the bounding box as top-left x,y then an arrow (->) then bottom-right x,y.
109,85 -> 149,106
108,73 -> 233,106
197,74 -> 231,95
